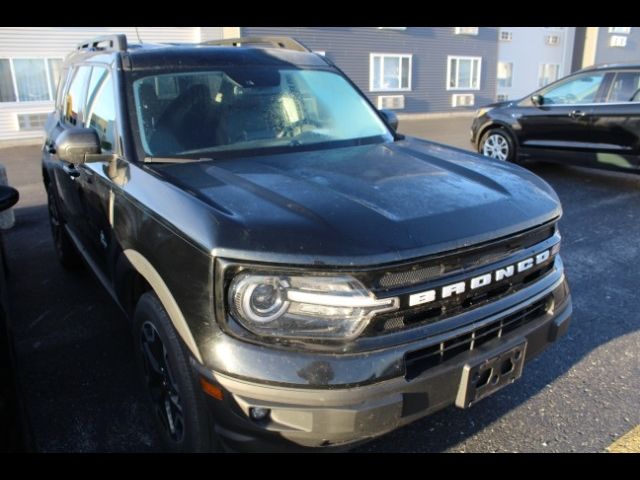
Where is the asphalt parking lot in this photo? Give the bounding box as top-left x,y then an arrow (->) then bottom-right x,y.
2,116 -> 639,452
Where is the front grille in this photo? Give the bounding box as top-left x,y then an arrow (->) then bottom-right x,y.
404,296 -> 551,380
367,259 -> 555,336
374,222 -> 555,290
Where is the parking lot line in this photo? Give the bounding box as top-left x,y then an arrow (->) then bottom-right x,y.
606,425 -> 640,453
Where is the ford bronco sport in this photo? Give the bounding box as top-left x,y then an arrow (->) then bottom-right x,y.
42,35 -> 572,452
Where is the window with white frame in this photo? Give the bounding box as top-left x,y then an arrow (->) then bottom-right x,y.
610,36 -> 628,47
370,54 -> 412,92
454,27 -> 479,35
497,62 -> 513,88
0,57 -> 63,103
538,64 -> 560,87
500,31 -> 513,41
608,27 -> 631,34
447,56 -> 482,90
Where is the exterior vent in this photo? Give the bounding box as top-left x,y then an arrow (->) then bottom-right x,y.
17,113 -> 48,131
500,31 -> 513,41
545,34 -> 560,46
377,95 -> 405,110
452,94 -> 475,107
610,35 -> 628,47
497,94 -> 509,102
454,27 -> 479,36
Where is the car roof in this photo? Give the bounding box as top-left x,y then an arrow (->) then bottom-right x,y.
579,63 -> 640,72
124,44 -> 329,71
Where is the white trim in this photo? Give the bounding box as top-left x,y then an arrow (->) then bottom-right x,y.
369,53 -> 413,92
44,59 -> 53,102
446,55 -> 482,91
608,27 -> 631,34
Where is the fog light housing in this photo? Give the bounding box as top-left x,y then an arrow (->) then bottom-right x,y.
249,407 -> 270,421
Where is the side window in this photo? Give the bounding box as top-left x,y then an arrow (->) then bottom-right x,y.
605,71 -> 640,103
540,73 -> 606,105
64,66 -> 92,126
86,69 -> 117,153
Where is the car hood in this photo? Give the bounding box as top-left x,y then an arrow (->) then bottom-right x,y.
150,137 -> 561,266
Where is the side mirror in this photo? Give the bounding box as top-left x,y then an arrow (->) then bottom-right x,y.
55,127 -> 101,164
531,94 -> 544,106
379,109 -> 399,131
0,186 -> 18,212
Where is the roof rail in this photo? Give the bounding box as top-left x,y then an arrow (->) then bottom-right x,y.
77,34 -> 128,52
201,36 -> 310,53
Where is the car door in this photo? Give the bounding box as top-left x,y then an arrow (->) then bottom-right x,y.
48,65 -> 93,242
77,66 -> 120,276
516,71 -> 609,158
585,70 -> 640,171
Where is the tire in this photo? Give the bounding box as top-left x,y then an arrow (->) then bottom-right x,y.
133,292 -> 220,452
46,186 -> 83,271
479,127 -> 518,163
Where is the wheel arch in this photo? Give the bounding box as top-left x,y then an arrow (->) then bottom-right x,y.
121,248 -> 203,363
477,121 -> 518,150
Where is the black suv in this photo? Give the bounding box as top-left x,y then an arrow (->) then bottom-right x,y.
472,63 -> 640,173
42,35 -> 572,452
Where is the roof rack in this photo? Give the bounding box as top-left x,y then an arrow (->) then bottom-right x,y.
77,34 -> 128,52
201,36 -> 310,53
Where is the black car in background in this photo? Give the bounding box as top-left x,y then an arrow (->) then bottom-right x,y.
471,64 -> 640,173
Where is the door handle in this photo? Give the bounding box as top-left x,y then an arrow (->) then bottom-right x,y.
62,163 -> 80,180
569,110 -> 587,119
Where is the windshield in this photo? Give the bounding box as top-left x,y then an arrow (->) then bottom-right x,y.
132,67 -> 393,158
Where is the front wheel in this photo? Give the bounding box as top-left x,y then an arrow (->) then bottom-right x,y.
479,128 -> 517,163
133,292 -> 220,452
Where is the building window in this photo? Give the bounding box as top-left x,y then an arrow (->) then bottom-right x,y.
500,31 -> 513,42
545,34 -> 561,46
447,56 -> 482,90
610,36 -> 628,48
538,64 -> 560,87
0,58 -> 64,103
497,94 -> 509,102
497,62 -> 513,88
608,27 -> 631,34
454,27 -> 479,36
370,54 -> 412,92
377,27 -> 407,31
17,113 -> 48,131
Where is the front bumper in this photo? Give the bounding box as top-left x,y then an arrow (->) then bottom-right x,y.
195,276 -> 571,451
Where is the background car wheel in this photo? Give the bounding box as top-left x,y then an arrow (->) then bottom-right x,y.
133,292 -> 220,452
479,128 -> 518,163
46,188 -> 82,271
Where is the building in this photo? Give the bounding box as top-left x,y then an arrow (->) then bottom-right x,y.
0,27 -> 223,143
239,27 -> 499,116
496,27 -> 576,101
573,27 -> 640,70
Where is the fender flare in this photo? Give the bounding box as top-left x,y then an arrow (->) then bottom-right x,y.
123,249 -> 203,363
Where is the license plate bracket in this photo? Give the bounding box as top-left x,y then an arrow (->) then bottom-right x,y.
455,340 -> 527,409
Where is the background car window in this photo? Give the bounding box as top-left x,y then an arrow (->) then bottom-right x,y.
540,73 -> 606,105
86,70 -> 117,152
606,71 -> 640,103
64,66 -> 92,125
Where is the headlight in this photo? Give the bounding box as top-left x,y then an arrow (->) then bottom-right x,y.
228,273 -> 399,340
475,107 -> 493,117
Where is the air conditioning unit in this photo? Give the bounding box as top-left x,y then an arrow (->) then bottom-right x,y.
497,94 -> 509,102
454,27 -> 479,36
610,35 -> 628,47
452,94 -> 475,107
545,34 -> 560,46
377,95 -> 405,110
500,31 -> 513,42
